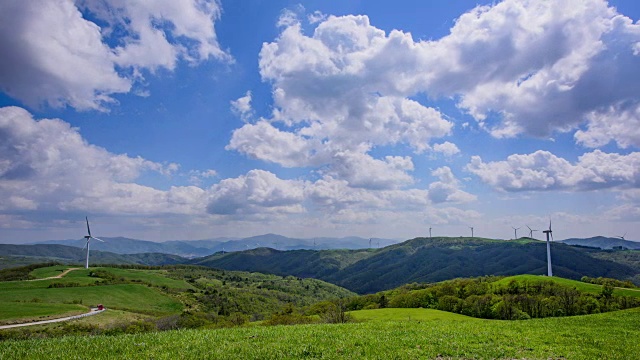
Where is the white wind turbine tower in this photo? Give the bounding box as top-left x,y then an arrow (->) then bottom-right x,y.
543,220 -> 554,277
512,226 -> 521,240
83,217 -> 104,269
469,226 -> 474,238
429,227 -> 432,239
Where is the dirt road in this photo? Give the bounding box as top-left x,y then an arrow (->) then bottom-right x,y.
27,267 -> 81,281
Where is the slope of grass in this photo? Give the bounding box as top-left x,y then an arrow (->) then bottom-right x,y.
29,265 -> 78,279
0,302 -> 86,323
496,274 -> 640,298
91,267 -> 194,290
349,308 -> 478,322
1,308 -> 638,359
0,284 -> 182,316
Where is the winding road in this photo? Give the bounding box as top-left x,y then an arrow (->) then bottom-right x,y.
0,308 -> 105,329
1,267 -> 105,329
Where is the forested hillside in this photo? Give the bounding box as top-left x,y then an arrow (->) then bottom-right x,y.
194,237 -> 639,293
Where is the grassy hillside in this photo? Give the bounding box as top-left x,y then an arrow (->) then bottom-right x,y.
349,308 -> 477,322
194,237 -> 639,293
0,265 -> 354,332
342,274 -> 640,322
2,308 -> 639,359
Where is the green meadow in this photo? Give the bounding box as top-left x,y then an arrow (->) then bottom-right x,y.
1,307 -> 638,359
0,302 -> 86,324
495,274 -> 640,298
349,308 -> 478,322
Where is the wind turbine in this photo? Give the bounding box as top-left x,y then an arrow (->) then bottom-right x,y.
542,220 -> 554,277
616,233 -> 627,241
512,226 -> 521,240
369,238 -> 372,248
429,227 -> 432,239
526,225 -> 538,239
469,226 -> 474,238
83,217 -> 104,269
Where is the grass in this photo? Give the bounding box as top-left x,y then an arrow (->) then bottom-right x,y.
349,308 -> 478,322
0,284 -> 182,316
496,274 -> 640,298
0,266 -> 184,322
29,265 -> 78,279
0,302 -> 86,324
1,307 -> 638,359
92,267 -> 193,290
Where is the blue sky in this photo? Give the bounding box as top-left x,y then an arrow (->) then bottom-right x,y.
1,0 -> 639,243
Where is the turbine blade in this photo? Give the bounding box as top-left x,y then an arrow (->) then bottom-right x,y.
86,217 -> 91,237
91,236 -> 105,242
82,239 -> 89,250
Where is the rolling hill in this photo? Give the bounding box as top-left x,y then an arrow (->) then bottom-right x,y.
0,244 -> 186,267
560,236 -> 640,250
31,234 -> 398,257
193,237 -> 639,293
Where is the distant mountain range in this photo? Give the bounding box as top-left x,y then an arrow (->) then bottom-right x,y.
30,234 -> 399,257
559,236 -> 640,250
0,243 -> 186,268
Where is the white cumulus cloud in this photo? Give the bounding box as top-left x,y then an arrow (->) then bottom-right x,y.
0,0 -> 229,111
0,106 -> 204,215
467,150 -> 640,192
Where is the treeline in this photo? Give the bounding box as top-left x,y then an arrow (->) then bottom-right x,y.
581,276 -> 636,289
343,277 -> 640,320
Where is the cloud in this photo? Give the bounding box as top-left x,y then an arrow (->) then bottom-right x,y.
206,170 -> 306,216
433,142 -> 461,157
230,91 -> 254,122
467,149 -> 640,192
328,152 -> 414,190
254,1 -> 640,150
574,104 -> 640,148
0,106 -> 204,215
428,167 -> 476,203
422,0 -> 640,142
228,14 -> 460,191
0,0 -> 229,111
227,120 -> 316,168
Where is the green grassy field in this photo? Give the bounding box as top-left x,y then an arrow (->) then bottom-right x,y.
29,265 -> 78,279
349,308 -> 478,322
495,274 -> 640,297
90,267 -> 194,290
0,302 -> 87,324
1,307 -> 638,359
0,284 -> 182,316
